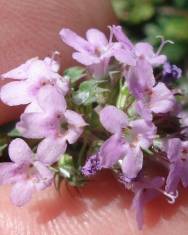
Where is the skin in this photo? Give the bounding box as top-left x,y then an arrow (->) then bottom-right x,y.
0,0 -> 188,234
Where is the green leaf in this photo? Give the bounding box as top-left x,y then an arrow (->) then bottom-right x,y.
57,154 -> 86,187
173,0 -> 188,8
73,80 -> 107,105
129,3 -> 155,23
159,16 -> 188,41
0,140 -> 7,156
8,128 -> 21,137
112,0 -> 155,23
64,66 -> 86,84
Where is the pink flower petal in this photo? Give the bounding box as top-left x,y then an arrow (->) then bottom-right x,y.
24,101 -> 42,113
135,42 -> 154,58
36,137 -> 67,165
17,113 -> 56,139
64,110 -> 87,127
111,25 -> 133,49
167,138 -> 182,162
122,146 -> 143,181
37,85 -> 67,113
0,163 -> 23,184
65,127 -> 83,144
33,161 -> 53,190
130,119 -> 156,149
150,55 -> 167,66
1,57 -> 37,80
8,139 -> 33,164
86,28 -> 108,48
100,105 -> 128,134
113,48 -> 136,66
59,28 -> 92,53
10,180 -> 34,206
150,82 -> 175,113
73,52 -> 100,65
0,81 -> 32,105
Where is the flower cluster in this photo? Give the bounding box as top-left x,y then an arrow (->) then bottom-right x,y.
0,25 -> 187,229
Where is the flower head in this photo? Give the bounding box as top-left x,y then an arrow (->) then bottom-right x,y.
165,138 -> 188,194
17,85 -> 87,162
0,139 -> 54,206
0,56 -> 69,106
81,154 -> 102,176
163,62 -> 182,82
83,105 -> 156,182
111,25 -> 166,67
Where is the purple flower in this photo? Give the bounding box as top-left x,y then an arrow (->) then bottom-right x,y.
110,25 -> 133,50
131,177 -> 165,229
111,25 -> 166,66
135,100 -> 153,122
0,57 -> 69,106
99,105 -> 128,134
0,139 -> 54,206
165,138 -> 188,194
130,74 -> 176,117
134,42 -> 167,66
146,82 -> 176,113
17,85 -> 87,162
126,58 -> 175,115
82,105 -> 156,181
81,154 -> 102,176
129,119 -> 156,149
126,58 -> 155,99
60,28 -> 113,76
163,62 -> 182,82
100,106 -> 156,180
82,133 -> 127,176
99,133 -> 127,167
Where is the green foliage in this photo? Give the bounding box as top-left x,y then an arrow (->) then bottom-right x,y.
55,154 -> 86,188
73,80 -> 109,105
8,128 -> 21,137
112,0 -> 155,23
0,141 -> 7,156
64,66 -> 86,84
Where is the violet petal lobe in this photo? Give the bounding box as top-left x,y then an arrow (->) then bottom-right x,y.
99,133 -> 127,168
82,154 -> 102,176
122,146 -> 143,182
17,113 -> 55,139
0,81 -> 31,106
100,105 -> 128,134
8,139 -> 33,164
86,28 -> 108,48
59,28 -> 93,53
132,177 -> 164,229
37,85 -> 67,114
150,82 -> 175,113
10,180 -> 34,207
36,137 -> 67,165
111,25 -> 133,49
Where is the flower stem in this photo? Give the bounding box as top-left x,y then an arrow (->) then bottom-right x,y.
116,80 -> 129,110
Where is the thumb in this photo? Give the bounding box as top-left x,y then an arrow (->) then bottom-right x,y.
0,0 -> 116,124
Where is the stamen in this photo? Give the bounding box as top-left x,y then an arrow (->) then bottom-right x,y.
108,25 -> 114,44
157,189 -> 179,204
50,51 -> 60,65
156,35 -> 174,55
